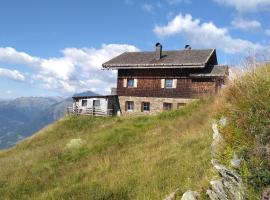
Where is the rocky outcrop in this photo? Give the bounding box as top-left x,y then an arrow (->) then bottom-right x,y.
207,118 -> 245,200
207,159 -> 245,200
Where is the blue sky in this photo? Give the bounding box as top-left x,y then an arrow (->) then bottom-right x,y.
0,0 -> 269,99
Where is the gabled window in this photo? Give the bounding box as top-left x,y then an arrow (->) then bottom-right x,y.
141,102 -> 150,112
126,101 -> 134,111
81,100 -> 87,107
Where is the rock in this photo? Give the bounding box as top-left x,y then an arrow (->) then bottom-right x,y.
181,190 -> 198,200
261,187 -> 270,200
212,122 -> 222,143
231,154 -> 241,169
219,117 -> 227,127
261,188 -> 270,200
207,160 -> 245,200
211,122 -> 223,156
164,188 -> 179,200
208,119 -> 245,200
208,179 -> 228,200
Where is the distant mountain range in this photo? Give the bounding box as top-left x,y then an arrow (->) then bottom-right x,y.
0,97 -> 73,149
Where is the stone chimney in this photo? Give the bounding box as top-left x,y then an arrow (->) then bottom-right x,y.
155,43 -> 162,60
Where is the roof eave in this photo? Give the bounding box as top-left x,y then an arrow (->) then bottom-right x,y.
102,63 -> 206,69
189,74 -> 226,78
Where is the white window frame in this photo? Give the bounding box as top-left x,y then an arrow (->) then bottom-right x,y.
126,101 -> 134,111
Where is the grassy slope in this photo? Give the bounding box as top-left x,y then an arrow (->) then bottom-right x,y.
0,101 -> 214,200
216,65 -> 270,199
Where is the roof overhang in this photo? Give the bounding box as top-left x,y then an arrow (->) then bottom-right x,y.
103,64 -> 205,69
72,95 -> 117,99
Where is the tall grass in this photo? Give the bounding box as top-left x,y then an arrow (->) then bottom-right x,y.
0,100 -> 214,200
215,64 -> 270,198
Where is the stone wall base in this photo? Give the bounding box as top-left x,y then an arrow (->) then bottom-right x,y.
118,96 -> 195,116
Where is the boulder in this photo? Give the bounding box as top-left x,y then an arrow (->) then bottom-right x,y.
181,190 -> 198,200
230,154 -> 241,169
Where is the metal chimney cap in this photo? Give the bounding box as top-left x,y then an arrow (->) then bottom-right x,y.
185,45 -> 191,50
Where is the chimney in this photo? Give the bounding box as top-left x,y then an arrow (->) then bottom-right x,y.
185,45 -> 191,50
155,43 -> 162,60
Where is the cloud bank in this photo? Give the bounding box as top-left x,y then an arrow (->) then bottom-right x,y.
0,44 -> 139,94
154,13 -> 263,54
0,67 -> 25,81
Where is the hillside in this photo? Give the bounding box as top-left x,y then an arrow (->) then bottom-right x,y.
0,100 -> 214,200
0,64 -> 269,199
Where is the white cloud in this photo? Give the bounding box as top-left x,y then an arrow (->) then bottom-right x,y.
214,0 -> 270,12
231,18 -> 261,31
0,67 -> 25,81
0,44 -> 139,94
142,3 -> 154,13
0,47 -> 41,67
154,13 -> 263,54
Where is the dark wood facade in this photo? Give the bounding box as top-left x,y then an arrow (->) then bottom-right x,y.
117,68 -> 223,98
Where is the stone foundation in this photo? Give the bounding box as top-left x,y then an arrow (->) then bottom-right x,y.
118,96 -> 195,116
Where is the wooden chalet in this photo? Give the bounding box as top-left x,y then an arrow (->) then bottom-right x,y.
102,43 -> 228,115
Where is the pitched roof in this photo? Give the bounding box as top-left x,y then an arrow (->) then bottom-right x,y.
72,91 -> 100,98
103,49 -> 215,69
190,65 -> 228,77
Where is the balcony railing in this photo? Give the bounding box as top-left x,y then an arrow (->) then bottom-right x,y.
67,107 -> 113,117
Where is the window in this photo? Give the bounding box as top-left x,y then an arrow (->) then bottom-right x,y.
165,79 -> 173,88
81,100 -> 87,107
163,103 -> 172,111
142,102 -> 150,112
127,79 -> 134,88
177,103 -> 186,109
126,101 -> 134,111
93,100 -> 100,107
